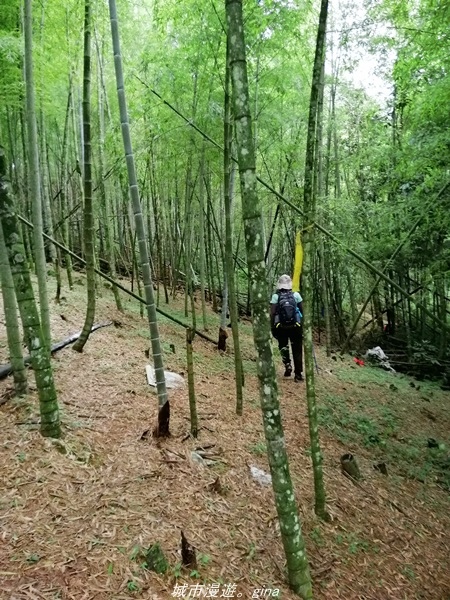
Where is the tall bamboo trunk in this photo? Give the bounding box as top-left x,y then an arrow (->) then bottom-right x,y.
186,328 -> 198,437
70,85 -> 85,258
346,266 -> 358,325
301,0 -> 330,522
18,109 -> 34,271
73,0 -> 96,352
319,236 -> 331,356
0,222 -> 28,396
108,0 -> 168,430
198,147 -> 208,331
0,148 -> 60,438
206,199 -> 218,312
24,0 -> 51,349
399,271 -> 412,359
149,141 -> 167,308
224,37 -> 243,412
226,1 -> 312,596
39,122 -> 56,266
183,78 -> 198,320
43,129 -> 62,301
373,283 -> 385,333
96,39 -> 123,312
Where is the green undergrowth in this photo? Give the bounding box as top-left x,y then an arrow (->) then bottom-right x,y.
317,365 -> 450,491
334,360 -> 439,396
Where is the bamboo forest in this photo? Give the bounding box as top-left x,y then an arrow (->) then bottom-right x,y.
0,0 -> 449,597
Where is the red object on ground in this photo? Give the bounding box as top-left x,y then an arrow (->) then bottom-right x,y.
353,357 -> 365,366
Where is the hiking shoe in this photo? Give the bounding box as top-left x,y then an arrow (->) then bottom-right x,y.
284,365 -> 292,377
294,373 -> 304,382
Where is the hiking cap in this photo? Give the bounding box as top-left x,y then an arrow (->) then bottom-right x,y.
277,274 -> 292,290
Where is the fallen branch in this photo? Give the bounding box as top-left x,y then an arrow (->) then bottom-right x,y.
0,321 -> 112,380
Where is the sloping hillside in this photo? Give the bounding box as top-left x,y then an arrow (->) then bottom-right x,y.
0,274 -> 449,599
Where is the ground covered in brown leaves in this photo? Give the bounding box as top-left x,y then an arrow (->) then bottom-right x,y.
0,275 -> 449,600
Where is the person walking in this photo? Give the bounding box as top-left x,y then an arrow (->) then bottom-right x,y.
270,274 -> 303,381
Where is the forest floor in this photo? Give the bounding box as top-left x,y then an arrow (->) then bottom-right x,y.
0,272 -> 449,600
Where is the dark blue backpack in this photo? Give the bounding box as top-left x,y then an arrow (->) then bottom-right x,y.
275,291 -> 301,328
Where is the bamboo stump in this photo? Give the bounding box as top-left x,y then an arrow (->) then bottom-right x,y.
153,400 -> 170,438
181,531 -> 197,569
340,453 -> 361,481
218,327 -> 228,352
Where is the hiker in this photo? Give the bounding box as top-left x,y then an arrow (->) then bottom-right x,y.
270,274 -> 304,381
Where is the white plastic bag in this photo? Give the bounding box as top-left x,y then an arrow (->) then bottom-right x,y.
365,346 -> 388,361
145,365 -> 185,389
364,347 -> 396,373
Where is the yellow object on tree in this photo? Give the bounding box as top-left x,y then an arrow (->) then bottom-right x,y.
292,231 -> 303,292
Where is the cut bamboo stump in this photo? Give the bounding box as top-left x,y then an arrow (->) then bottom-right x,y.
218,327 -> 228,352
341,453 -> 362,481
181,530 -> 197,569
153,400 -> 170,438
374,461 -> 388,475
